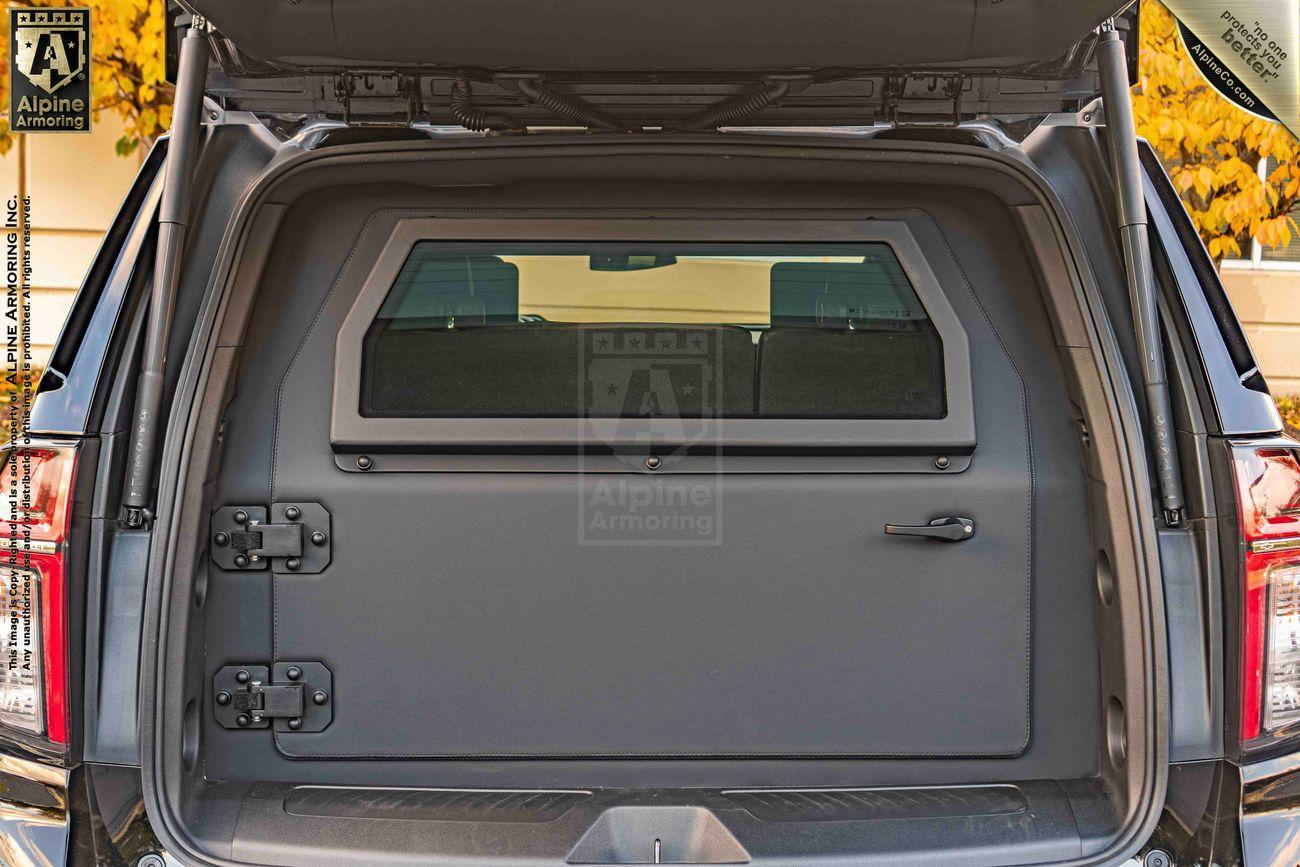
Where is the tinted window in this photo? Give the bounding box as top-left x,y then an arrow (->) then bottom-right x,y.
361,243 -> 945,419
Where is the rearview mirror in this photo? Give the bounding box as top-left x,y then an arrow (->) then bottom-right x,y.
589,254 -> 677,272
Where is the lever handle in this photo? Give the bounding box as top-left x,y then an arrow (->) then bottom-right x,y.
884,516 -> 975,542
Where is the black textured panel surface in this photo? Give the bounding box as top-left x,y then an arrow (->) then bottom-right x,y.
284,786 -> 590,823
723,786 -> 1027,822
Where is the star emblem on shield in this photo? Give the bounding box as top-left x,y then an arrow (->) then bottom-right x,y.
14,14 -> 86,95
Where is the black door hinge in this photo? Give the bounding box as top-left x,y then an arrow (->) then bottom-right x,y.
213,662 -> 333,732
210,503 -> 331,573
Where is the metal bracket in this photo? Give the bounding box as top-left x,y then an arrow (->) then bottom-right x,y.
210,502 -> 331,573
883,73 -> 965,128
213,662 -> 333,732
334,72 -> 422,126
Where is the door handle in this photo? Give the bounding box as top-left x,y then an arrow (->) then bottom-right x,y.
884,516 -> 975,542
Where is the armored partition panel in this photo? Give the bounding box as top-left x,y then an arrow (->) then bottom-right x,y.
206,197 -> 1095,769
330,219 -> 974,453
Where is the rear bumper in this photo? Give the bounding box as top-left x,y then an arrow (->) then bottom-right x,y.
0,751 -> 68,866
0,756 -> 1276,865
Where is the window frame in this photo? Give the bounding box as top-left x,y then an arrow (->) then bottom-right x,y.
331,217 -> 974,452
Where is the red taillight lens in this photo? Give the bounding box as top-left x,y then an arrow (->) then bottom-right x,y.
0,445 -> 75,744
1235,445 -> 1300,743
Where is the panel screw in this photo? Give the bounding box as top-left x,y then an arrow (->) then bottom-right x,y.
287,717 -> 302,731
137,854 -> 167,867
645,455 -> 661,470
236,713 -> 251,727
284,506 -> 301,521
356,455 -> 372,470
1143,850 -> 1172,867
233,554 -> 249,568
216,691 -> 231,706
313,690 -> 328,705
934,455 -> 951,470
285,557 -> 301,571
213,532 -> 229,546
286,666 -> 302,681
235,669 -> 251,684
232,509 -> 249,524
311,531 -> 327,546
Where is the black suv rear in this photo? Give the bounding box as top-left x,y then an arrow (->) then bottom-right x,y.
1,2 -> 1297,865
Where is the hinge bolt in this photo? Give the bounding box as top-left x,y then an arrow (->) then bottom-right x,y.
934,455 -> 951,470
313,690 -> 329,705
233,554 -> 249,568
311,531 -> 327,546
286,666 -> 302,681
284,506 -> 301,521
235,669 -> 251,684
287,717 -> 303,731
213,531 -> 229,546
233,509 -> 249,524
286,557 -> 302,571
645,455 -> 661,470
356,455 -> 372,470
216,691 -> 232,706
236,713 -> 251,727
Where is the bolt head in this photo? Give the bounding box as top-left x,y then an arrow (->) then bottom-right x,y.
356,455 -> 372,470
313,690 -> 328,705
934,455 -> 951,470
236,713 -> 251,727
235,669 -> 251,684
216,691 -> 232,706
285,506 -> 301,521
233,554 -> 249,568
232,509 -> 249,524
213,531 -> 229,546
645,455 -> 661,470
285,557 -> 301,571
311,531 -> 327,546
287,717 -> 302,730
286,666 -> 302,681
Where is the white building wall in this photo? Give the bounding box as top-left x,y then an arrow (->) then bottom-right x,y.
3,116 -> 144,367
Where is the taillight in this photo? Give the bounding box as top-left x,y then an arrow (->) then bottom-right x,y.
0,445 -> 75,744
1235,444 -> 1300,743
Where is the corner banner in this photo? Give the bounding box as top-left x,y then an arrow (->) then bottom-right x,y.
1163,1 -> 1299,135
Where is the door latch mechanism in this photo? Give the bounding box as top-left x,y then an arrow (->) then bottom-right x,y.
213,663 -> 333,732
884,516 -> 975,542
210,503 -> 331,572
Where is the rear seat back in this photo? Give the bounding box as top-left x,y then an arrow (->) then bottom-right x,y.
364,323 -> 757,417
757,327 -> 945,418
758,259 -> 946,418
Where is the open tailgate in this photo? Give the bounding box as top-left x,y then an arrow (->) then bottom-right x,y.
181,0 -> 1133,128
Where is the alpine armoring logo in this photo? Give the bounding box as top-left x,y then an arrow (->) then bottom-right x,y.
9,8 -> 91,132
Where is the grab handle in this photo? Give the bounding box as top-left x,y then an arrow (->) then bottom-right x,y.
884,516 -> 974,542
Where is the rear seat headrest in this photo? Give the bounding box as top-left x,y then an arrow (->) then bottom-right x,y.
770,260 -> 928,329
377,254 -> 519,328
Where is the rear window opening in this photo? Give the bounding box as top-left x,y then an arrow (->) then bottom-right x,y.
361,243 -> 945,420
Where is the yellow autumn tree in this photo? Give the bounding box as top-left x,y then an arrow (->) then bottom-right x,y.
0,0 -> 171,156
1133,0 -> 1300,260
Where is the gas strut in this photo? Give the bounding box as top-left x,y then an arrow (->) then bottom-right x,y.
1097,20 -> 1186,527
122,22 -> 208,528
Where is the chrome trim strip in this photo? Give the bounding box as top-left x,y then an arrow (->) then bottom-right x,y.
0,539 -> 58,556
1251,537 -> 1300,555
0,752 -> 65,788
